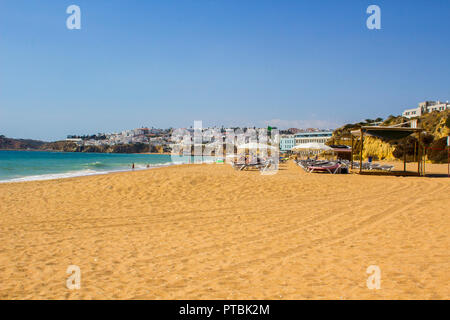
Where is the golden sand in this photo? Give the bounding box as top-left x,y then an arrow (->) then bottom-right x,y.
0,162 -> 448,299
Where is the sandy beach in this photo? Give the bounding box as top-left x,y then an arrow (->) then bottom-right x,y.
0,161 -> 448,299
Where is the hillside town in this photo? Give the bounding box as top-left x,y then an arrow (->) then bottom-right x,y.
65,126 -> 336,152
66,127 -> 171,150
59,99 -> 450,153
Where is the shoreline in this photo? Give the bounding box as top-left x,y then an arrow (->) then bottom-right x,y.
0,161 -> 181,184
1,158 -> 448,184
0,150 -> 177,184
1,155 -> 447,184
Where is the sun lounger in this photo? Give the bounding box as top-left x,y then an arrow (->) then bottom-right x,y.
380,164 -> 394,171
236,159 -> 274,171
351,162 -> 394,172
259,159 -> 275,173
232,162 -> 246,170
308,162 -> 341,174
368,163 -> 381,170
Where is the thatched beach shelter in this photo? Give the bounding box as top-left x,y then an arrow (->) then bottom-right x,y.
351,125 -> 424,176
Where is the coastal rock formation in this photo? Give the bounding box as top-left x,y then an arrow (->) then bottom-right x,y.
0,136 -> 166,154
41,141 -> 79,152
0,135 -> 46,150
39,141 -> 164,154
361,137 -> 397,161
330,110 -> 450,163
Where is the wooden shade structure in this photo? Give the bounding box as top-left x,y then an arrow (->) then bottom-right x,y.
350,126 -> 425,176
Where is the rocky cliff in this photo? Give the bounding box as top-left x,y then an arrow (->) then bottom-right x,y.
330,110 -> 450,163
40,141 -> 164,154
0,135 -> 46,150
0,135 -> 164,154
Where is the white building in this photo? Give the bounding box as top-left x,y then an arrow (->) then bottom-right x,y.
294,131 -> 333,145
280,135 -> 295,151
402,100 -> 449,118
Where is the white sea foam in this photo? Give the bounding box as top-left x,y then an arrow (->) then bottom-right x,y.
0,169 -> 108,183
0,161 -> 181,183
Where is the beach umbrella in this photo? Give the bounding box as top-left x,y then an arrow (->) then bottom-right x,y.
205,141 -> 235,149
237,142 -> 278,151
291,143 -> 332,151
291,143 -> 333,157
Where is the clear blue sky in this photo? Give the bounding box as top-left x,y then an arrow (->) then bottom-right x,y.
1,0 -> 449,141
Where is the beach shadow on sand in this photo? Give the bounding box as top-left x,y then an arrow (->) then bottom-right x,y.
353,170 -> 449,178
424,173 -> 450,178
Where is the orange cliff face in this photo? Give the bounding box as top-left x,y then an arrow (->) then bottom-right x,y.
330,110 -> 450,162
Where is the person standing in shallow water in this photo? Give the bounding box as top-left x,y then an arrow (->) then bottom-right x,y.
132,163 -> 135,170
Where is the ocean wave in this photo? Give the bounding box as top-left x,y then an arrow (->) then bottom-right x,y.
0,169 -> 108,183
83,161 -> 108,168
0,161 -> 180,183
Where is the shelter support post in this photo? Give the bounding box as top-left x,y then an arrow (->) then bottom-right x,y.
359,128 -> 363,174
414,141 -> 417,162
403,138 -> 407,172
417,132 -> 421,176
351,135 -> 354,169
422,145 -> 425,175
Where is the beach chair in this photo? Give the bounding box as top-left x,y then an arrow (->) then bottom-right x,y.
308,162 -> 341,174
368,163 -> 381,170
298,159 -> 313,172
237,157 -> 267,171
259,159 -> 274,173
380,164 -> 394,171
232,157 -> 246,170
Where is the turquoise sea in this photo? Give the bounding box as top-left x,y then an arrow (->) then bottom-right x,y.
0,151 -> 177,183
